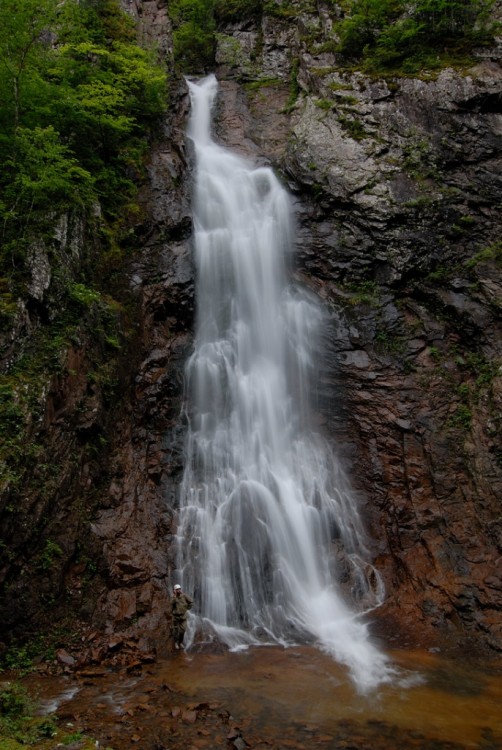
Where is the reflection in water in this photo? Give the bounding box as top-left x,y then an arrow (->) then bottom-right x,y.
168,647 -> 502,749
26,648 -> 502,750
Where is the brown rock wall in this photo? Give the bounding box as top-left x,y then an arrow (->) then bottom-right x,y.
3,0 -> 501,659
91,1 -> 501,653
205,13 -> 502,651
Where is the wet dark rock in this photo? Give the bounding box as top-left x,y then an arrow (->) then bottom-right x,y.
204,10 -> 502,652
1,0 -> 501,662
56,649 -> 76,667
182,709 -> 197,723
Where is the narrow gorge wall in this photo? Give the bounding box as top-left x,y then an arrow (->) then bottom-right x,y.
93,0 -> 501,651
1,0 -> 501,661
209,10 -> 502,651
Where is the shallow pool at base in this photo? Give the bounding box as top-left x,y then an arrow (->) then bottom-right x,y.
22,645 -> 502,750
166,645 -> 502,749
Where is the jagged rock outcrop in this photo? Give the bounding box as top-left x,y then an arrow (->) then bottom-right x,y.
209,6 -> 502,651
1,0 -> 501,660
0,211 -> 127,646
62,1 -> 502,654
80,80 -> 194,652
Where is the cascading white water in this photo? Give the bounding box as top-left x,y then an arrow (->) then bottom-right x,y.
176,74 -> 391,692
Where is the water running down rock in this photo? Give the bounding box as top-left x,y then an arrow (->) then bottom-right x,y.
176,74 -> 391,691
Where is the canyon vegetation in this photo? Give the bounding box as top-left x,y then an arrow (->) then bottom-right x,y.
0,0 -> 501,711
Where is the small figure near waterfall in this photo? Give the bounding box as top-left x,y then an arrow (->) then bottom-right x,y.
170,584 -> 193,650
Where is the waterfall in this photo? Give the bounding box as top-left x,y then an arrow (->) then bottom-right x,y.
176,74 -> 391,692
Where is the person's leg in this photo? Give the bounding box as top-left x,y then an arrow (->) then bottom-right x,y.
172,621 -> 181,649
177,623 -> 186,649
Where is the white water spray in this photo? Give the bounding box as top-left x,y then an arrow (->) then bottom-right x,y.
176,74 -> 391,691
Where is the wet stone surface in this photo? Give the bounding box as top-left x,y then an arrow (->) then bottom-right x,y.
20,646 -> 502,750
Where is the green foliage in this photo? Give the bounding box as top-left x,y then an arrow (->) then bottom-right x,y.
0,285 -> 122,496
429,345 -> 441,361
0,681 -> 103,748
403,196 -> 434,209
168,0 -> 304,71
427,265 -> 452,282
284,58 -> 300,113
337,114 -> 368,140
458,214 -> 475,227
334,0 -> 497,73
336,0 -> 402,59
171,0 -> 296,70
461,351 -> 498,389
37,717 -> 58,739
328,81 -> 353,91
315,98 -> 333,110
63,731 -> 84,744
244,77 -> 281,91
334,92 -> 359,105
425,343 -> 497,434
69,283 -> 102,307
2,647 -> 35,674
37,539 -> 64,571
402,136 -> 437,178
263,0 -> 302,17
171,0 -> 216,72
0,279 -> 18,326
0,0 -> 58,129
0,1 -> 157,515
375,328 -> 407,355
0,0 -> 167,267
0,682 -> 36,745
58,0 -> 137,45
214,0 -> 262,23
0,684 -> 31,718
4,127 -> 94,218
0,385 -> 24,438
347,280 -> 380,305
464,240 -> 502,269
448,403 -> 472,429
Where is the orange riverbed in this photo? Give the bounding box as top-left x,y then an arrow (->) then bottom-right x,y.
23,645 -> 502,750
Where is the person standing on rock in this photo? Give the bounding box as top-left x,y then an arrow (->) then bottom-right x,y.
171,584 -> 193,650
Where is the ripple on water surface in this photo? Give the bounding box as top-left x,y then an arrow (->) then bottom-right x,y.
24,646 -> 502,750
166,646 -> 502,749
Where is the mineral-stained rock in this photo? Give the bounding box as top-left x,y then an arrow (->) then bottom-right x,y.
84,3 -> 502,653
1,0 -> 501,659
175,12 -> 502,652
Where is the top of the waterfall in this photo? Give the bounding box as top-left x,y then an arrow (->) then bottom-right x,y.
187,74 -> 219,147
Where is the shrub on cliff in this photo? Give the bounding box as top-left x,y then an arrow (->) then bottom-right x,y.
170,0 -> 265,71
334,0 -> 498,72
171,0 -> 216,73
0,0 -> 167,277
213,0 -> 263,23
0,0 -> 167,577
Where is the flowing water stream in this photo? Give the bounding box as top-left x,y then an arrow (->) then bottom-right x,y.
24,647 -> 502,750
11,75 -> 502,750
175,74 -> 390,692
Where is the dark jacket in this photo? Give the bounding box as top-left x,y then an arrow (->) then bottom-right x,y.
171,592 -> 193,621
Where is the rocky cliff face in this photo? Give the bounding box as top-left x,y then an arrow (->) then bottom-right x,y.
1,0 -> 501,661
210,7 -> 502,651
